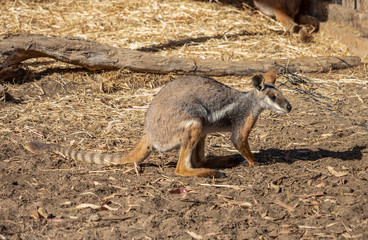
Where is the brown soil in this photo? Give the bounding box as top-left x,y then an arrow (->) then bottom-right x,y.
1,0 -> 368,239
1,66 -> 368,239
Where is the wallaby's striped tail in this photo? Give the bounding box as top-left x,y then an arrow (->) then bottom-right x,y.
25,141 -> 125,165
24,134 -> 153,165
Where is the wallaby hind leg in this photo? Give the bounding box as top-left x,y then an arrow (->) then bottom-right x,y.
273,9 -> 300,33
273,9 -> 314,43
174,122 -> 224,178
116,134 -> 152,164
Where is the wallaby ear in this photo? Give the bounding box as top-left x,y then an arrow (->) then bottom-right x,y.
252,74 -> 265,91
264,71 -> 277,85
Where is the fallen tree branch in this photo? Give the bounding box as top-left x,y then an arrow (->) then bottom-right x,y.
0,34 -> 361,79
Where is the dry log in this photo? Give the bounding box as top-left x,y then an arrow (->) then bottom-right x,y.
0,34 -> 362,79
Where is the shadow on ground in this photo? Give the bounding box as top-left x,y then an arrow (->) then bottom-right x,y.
256,145 -> 366,164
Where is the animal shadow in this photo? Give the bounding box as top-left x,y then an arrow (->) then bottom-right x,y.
255,146 -> 366,165
137,30 -> 257,53
142,146 -> 366,171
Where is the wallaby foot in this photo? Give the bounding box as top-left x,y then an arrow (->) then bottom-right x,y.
296,14 -> 319,33
299,27 -> 313,43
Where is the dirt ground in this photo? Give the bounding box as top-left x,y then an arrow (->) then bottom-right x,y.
1,0 -> 368,239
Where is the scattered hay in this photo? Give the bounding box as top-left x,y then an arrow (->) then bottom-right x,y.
0,0 -> 367,157
1,0 -> 351,63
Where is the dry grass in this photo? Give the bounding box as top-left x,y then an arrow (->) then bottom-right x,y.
1,0 -> 351,62
0,0 -> 367,155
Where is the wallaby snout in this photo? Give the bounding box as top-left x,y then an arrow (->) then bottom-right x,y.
285,101 -> 292,113
273,94 -> 292,114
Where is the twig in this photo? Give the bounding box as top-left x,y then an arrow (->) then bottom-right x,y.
199,183 -> 251,190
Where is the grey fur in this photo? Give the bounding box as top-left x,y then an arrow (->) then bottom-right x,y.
145,75 -> 291,153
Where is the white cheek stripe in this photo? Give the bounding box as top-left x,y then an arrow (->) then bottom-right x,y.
208,102 -> 238,123
264,98 -> 287,113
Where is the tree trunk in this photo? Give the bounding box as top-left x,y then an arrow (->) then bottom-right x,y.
0,34 -> 361,79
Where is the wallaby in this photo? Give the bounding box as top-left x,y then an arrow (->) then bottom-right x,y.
25,71 -> 292,178
254,0 -> 320,42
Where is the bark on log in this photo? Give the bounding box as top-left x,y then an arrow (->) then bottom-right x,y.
0,34 -> 362,79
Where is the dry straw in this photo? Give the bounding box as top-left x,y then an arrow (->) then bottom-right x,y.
1,0 -> 351,61
1,0 -> 366,158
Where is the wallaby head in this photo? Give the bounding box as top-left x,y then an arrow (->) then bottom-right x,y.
252,71 -> 292,114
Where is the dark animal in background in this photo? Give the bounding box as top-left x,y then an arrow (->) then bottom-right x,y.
254,0 -> 320,42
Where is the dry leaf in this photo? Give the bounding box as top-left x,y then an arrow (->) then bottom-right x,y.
327,166 -> 349,177
37,207 -> 51,219
169,188 -> 193,194
0,128 -> 11,133
269,181 -> 281,193
274,200 -> 295,212
61,201 -> 72,206
239,202 -> 253,208
30,207 -> 52,220
298,191 -> 324,199
314,182 -> 326,188
199,183 -> 246,190
279,227 -> 293,235
89,214 -> 101,221
342,233 -> 364,239
47,218 -> 65,223
75,203 -> 118,211
75,203 -> 101,210
30,210 -> 40,220
187,231 -> 203,240
340,178 -> 347,185
103,193 -> 121,200
102,205 -> 119,211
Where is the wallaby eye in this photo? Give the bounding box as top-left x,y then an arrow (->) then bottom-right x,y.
269,95 -> 276,101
